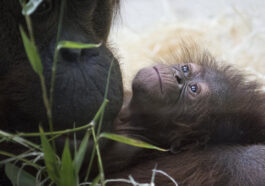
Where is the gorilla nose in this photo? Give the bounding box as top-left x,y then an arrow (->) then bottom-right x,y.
60,48 -> 82,62
60,48 -> 99,62
174,70 -> 184,88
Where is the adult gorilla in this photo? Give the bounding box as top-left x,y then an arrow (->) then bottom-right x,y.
0,1 -> 123,134
0,0 -> 123,183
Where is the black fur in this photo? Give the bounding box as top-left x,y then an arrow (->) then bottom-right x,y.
0,0 -> 123,184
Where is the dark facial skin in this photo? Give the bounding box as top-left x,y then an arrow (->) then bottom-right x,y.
129,60 -> 265,148
0,0 -> 123,133
129,62 -> 229,140
127,63 -> 212,148
131,63 -> 210,114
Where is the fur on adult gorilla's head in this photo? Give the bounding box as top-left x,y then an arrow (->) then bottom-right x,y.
0,0 -> 123,133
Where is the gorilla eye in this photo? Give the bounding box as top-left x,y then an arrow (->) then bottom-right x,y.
36,0 -> 52,14
188,84 -> 201,97
190,85 -> 198,93
181,65 -> 189,73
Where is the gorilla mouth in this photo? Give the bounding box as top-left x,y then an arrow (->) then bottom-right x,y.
153,66 -> 163,93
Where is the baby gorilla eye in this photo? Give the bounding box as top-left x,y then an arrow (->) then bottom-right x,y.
181,65 -> 189,73
188,84 -> 201,97
190,84 -> 198,92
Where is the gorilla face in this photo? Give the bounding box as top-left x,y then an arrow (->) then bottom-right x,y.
131,62 -> 224,118
0,0 -> 123,132
125,51 -> 265,149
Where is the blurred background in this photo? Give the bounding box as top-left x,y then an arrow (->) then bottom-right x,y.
109,0 -> 265,91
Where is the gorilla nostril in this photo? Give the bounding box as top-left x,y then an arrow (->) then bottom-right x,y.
176,75 -> 182,84
81,48 -> 99,58
174,71 -> 183,86
60,48 -> 82,62
60,48 -> 100,62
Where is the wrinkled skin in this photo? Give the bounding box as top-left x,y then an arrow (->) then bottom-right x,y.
104,53 -> 265,186
0,0 -> 123,184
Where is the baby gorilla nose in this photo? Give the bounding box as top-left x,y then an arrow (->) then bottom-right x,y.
174,70 -> 184,89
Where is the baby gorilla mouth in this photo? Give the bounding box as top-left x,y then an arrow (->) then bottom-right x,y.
153,66 -> 163,93
132,64 -> 182,105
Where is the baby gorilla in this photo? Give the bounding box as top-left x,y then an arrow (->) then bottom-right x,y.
104,51 -> 265,186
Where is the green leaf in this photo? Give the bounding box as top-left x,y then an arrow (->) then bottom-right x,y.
0,130 -> 40,150
100,133 -> 168,152
22,0 -> 43,15
19,26 -> 43,75
57,41 -> 101,50
40,127 -> 60,184
73,132 -> 90,175
91,174 -> 101,186
5,163 -> 36,186
59,139 -> 77,186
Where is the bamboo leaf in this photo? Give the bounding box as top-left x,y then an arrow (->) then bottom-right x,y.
19,26 -> 43,75
100,133 -> 168,152
40,127 -> 59,184
73,132 -> 90,175
59,139 -> 77,186
0,130 -> 40,150
22,0 -> 43,15
57,41 -> 101,50
5,163 -> 36,186
91,174 -> 101,186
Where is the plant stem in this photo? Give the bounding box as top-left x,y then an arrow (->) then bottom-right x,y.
49,0 -> 65,108
17,99 -> 109,137
92,128 -> 105,186
97,60 -> 114,136
24,14 -> 34,43
0,151 -> 41,169
40,75 -> 54,133
84,143 -> 96,181
0,130 -> 40,150
18,122 -> 93,137
23,6 -> 54,134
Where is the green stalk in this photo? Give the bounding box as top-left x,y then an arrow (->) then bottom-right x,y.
22,3 -> 54,133
49,0 -> 65,108
0,151 -> 41,169
84,98 -> 109,181
18,122 -> 93,137
85,61 -> 113,181
39,75 -> 53,133
97,60 -> 114,135
84,144 -> 96,181
92,128 -> 105,186
17,99 -> 108,137
0,130 -> 40,150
